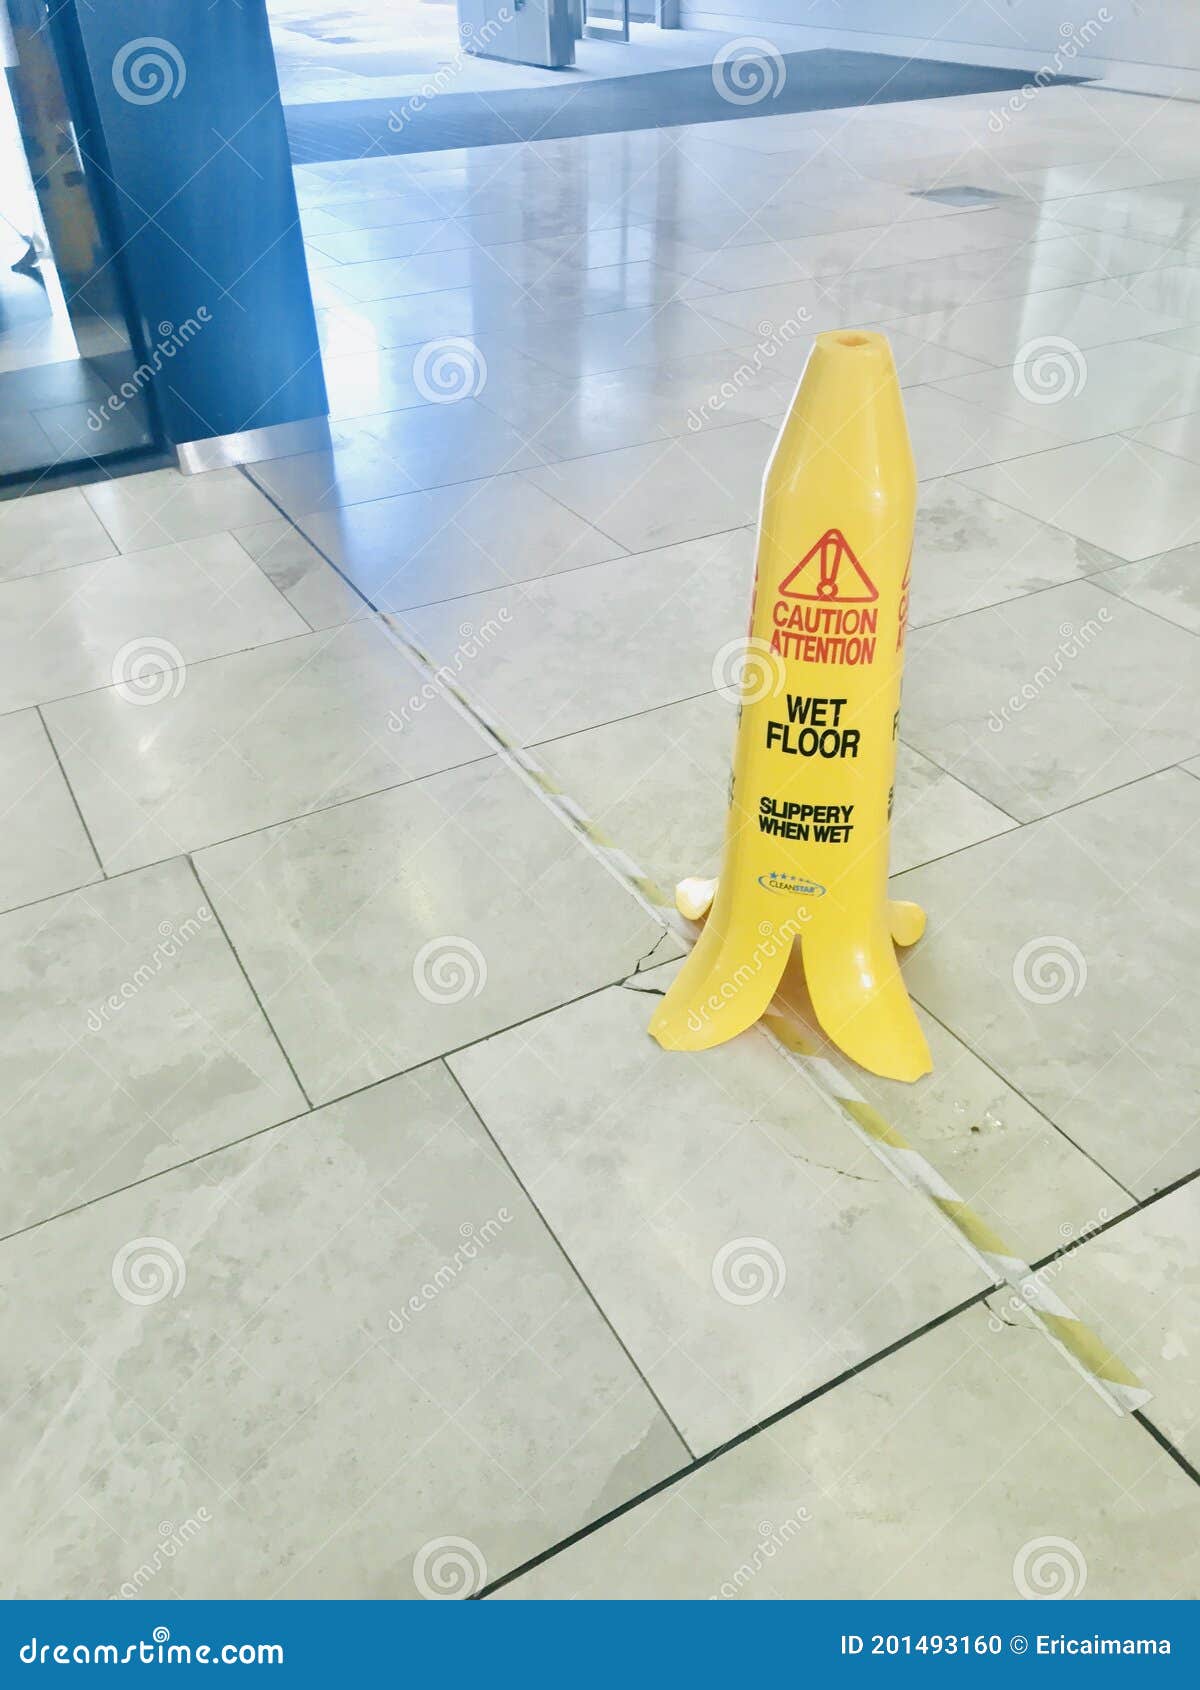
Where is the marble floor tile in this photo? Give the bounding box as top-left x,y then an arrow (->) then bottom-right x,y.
846,1005 -> 1128,1261
247,407 -> 544,518
932,340 -> 1200,447
320,338 -> 555,423
1145,322 -> 1200,359
694,277 -> 899,341
903,580 -> 1200,819
0,487 -> 117,582
450,972 -> 984,1451
887,742 -> 1020,870
889,284 -> 1189,366
1086,262 -> 1200,321
0,857 -> 306,1236
1129,408 -> 1200,469
899,387 -> 1063,480
0,533 -> 308,714
533,691 -> 733,894
231,520 -> 368,629
322,191 -> 476,231
523,422 -> 773,552
294,472 -> 625,609
954,436 -> 1200,560
1012,157 -> 1187,200
0,709 -> 100,912
400,529 -> 754,744
451,965 -> 1126,1453
513,226 -> 706,275
1015,227 -> 1187,281
1042,185 -> 1200,245
0,1063 -> 687,1597
868,327 -> 990,388
496,1309 -> 1200,1598
896,770 -> 1200,1197
673,210 -> 1073,292
1050,1186 -> 1200,1467
308,217 -> 482,264
194,760 -> 673,1105
498,301 -> 747,378
43,621 -> 489,873
79,468 -> 277,554
834,245 -> 1089,317
475,348 -> 796,456
317,286 -> 535,354
333,247 -> 715,316
910,480 -> 1120,625
1094,543 -> 1200,634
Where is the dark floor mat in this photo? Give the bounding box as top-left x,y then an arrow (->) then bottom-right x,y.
284,47 -> 1087,164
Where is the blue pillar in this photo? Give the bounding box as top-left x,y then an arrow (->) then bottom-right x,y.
54,0 -> 326,449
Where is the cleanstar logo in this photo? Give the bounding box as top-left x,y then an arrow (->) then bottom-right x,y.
758,871 -> 826,897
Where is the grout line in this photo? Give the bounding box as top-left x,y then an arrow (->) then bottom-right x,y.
475,1284 -> 998,1598
440,1059 -> 697,1463
478,1167 -> 1200,1597
0,625 -> 319,721
1132,1410 -> 1200,1484
0,963 -> 669,1249
1027,1163 -> 1200,1272
186,854 -> 316,1112
915,998 -> 1141,1204
34,704 -> 107,882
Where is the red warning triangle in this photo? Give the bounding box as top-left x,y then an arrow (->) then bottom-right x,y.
779,529 -> 877,604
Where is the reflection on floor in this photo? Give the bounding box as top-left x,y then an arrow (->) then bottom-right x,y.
2,75 -> 1200,1599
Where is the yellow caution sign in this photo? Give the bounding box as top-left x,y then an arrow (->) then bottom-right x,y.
650,330 -> 932,1082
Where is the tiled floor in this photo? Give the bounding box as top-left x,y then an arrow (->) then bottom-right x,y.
3,76 -> 1200,1601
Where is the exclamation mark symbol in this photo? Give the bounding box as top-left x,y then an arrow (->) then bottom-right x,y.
817,531 -> 840,599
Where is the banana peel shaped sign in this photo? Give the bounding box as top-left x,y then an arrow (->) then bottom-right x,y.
650,330 -> 932,1082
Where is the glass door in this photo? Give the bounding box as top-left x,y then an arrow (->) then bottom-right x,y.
583,0 -> 629,42
1,0 -> 159,486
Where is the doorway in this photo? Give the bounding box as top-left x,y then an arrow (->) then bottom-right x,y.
0,0 -> 159,487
